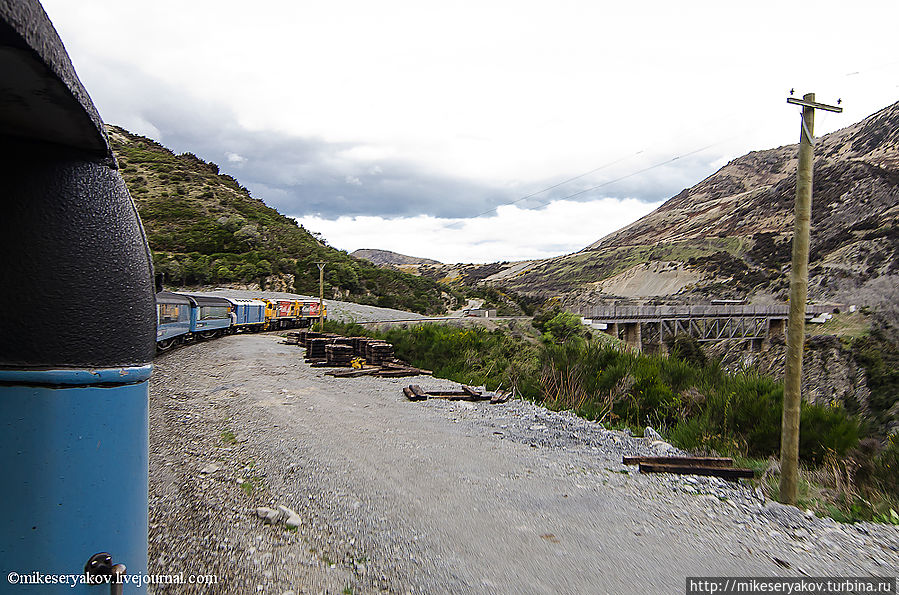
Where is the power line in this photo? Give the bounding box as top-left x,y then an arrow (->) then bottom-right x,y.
442,138 -> 731,231
539,142 -> 721,206
442,150 -> 646,228
441,110 -> 749,230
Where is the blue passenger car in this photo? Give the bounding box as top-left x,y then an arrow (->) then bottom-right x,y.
155,291 -> 192,350
184,293 -> 233,339
223,297 -> 267,332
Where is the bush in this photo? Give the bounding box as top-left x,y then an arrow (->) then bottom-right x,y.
543,311 -> 584,343
799,405 -> 861,464
873,435 -> 899,497
667,334 -> 707,368
536,339 -> 860,463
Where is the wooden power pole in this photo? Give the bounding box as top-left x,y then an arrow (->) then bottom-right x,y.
315,262 -> 326,331
780,93 -> 841,505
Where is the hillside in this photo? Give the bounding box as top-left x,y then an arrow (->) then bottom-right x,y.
107,126 -> 460,314
351,249 -> 442,266
496,101 -> 899,307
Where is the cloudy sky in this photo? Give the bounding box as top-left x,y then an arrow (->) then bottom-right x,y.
42,0 -> 899,263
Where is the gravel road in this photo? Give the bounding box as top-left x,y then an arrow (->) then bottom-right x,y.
149,333 -> 899,594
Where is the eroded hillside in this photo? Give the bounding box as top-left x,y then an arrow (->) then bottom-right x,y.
498,101 -> 899,306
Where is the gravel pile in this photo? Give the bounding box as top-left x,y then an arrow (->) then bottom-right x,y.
149,334 -> 899,594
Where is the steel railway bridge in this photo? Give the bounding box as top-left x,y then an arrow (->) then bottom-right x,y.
574,304 -> 834,352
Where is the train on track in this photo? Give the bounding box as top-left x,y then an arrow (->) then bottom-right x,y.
155,292 -> 326,351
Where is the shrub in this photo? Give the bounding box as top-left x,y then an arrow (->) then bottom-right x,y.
543,311 -> 584,343
667,334 -> 707,368
799,404 -> 861,464
873,435 -> 899,497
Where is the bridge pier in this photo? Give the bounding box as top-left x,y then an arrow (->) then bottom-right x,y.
768,318 -> 785,338
765,318 -> 785,350
622,322 -> 642,350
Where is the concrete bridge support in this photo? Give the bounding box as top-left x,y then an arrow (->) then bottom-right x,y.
622,322 -> 642,350
603,322 -> 619,342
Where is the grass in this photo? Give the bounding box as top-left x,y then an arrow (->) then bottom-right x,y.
806,311 -> 871,339
238,460 -> 262,497
220,429 -> 237,444
239,474 -> 263,497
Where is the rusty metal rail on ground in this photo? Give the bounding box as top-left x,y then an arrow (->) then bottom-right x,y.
403,384 -> 513,404
623,456 -> 756,481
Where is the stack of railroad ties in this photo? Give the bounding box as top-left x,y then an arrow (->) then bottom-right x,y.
285,330 -> 515,403
286,330 -> 430,378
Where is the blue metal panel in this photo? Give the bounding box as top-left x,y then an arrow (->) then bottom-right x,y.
0,375 -> 149,593
0,366 -> 152,385
188,302 -> 200,333
156,321 -> 190,342
194,318 -> 231,332
248,305 -> 265,324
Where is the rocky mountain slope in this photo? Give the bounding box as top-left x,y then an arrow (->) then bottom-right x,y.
351,249 -> 442,266
496,101 -> 899,307
108,126 -> 459,314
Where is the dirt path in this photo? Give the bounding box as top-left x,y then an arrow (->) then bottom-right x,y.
149,334 -> 899,594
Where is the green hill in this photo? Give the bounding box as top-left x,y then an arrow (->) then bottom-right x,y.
107,125 -> 459,314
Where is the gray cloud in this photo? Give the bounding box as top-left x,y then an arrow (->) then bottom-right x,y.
85,65 -> 718,221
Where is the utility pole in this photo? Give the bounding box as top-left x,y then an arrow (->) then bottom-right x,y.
315,261 -> 326,331
780,92 -> 841,505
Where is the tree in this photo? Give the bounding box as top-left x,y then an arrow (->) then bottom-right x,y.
543,311 -> 584,344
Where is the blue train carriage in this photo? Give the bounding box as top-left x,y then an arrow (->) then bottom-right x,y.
224,297 -> 267,332
155,291 -> 192,351
184,293 -> 233,339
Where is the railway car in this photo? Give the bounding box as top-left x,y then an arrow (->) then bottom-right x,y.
156,291 -> 192,350
224,297 -> 267,332
185,293 -> 233,339
261,299 -> 278,330
300,300 -> 326,327
277,299 -> 304,329
260,298 -> 301,330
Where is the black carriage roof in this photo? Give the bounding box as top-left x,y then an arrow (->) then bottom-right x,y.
0,0 -> 110,156
155,291 -> 192,305
178,293 -> 231,307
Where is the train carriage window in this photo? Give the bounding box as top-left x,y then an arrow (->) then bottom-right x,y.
199,305 -> 230,320
158,303 -> 183,324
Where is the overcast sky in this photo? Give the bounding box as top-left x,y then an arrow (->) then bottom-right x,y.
42,0 -> 899,263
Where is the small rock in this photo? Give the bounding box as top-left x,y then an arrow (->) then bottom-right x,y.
200,463 -> 220,474
278,504 -> 298,519
651,440 -> 676,454
530,424 -> 547,431
644,426 -> 664,441
285,514 -> 301,528
256,507 -> 274,519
